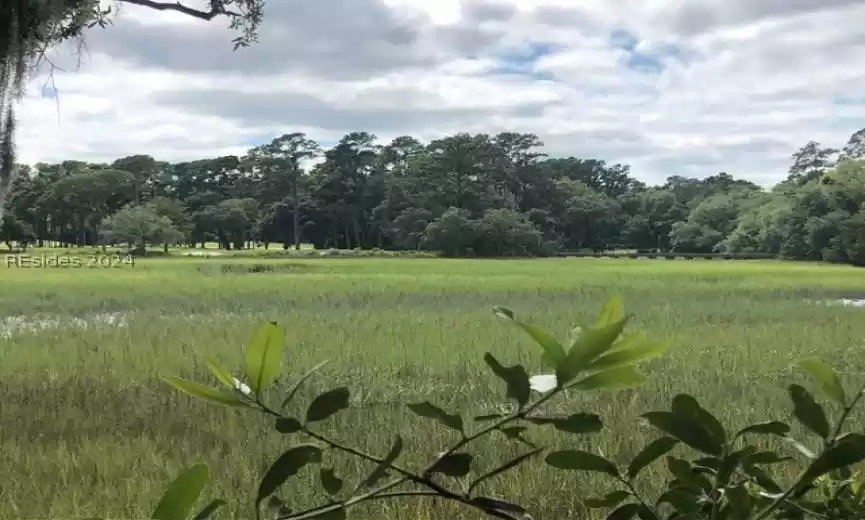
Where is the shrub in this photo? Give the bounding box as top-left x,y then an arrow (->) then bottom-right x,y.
139,298 -> 865,520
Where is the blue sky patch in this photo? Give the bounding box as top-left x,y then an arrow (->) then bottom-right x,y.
488,41 -> 558,80
834,96 -> 865,106
609,29 -> 686,74
40,86 -> 57,99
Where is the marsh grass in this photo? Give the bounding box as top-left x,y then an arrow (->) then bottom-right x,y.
2,257 -> 865,519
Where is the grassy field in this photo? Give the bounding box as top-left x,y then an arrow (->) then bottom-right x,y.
2,254 -> 865,519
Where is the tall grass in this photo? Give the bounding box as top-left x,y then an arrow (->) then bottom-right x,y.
2,257 -> 865,519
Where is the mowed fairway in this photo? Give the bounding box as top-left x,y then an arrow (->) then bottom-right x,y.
2,257 -> 865,519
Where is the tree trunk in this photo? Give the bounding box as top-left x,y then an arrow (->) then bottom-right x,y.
353,218 -> 361,249
0,165 -> 14,224
292,182 -> 301,250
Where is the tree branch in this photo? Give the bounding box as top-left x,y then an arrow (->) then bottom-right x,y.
118,0 -> 240,21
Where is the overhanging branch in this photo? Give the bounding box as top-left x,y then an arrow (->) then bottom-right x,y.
117,0 -> 241,21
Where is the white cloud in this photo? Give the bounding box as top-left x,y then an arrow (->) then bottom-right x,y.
12,0 -> 865,186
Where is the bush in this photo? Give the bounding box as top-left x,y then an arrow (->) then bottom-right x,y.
138,298 -> 865,520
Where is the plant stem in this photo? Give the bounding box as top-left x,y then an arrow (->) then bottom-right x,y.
421,387 -> 560,477
258,398 -> 527,518
754,383 -> 865,520
281,476 -> 408,519
619,477 -> 657,519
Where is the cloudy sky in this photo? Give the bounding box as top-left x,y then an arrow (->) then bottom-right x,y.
13,0 -> 865,186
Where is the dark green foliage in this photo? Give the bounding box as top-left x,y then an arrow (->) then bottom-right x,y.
483,353 -> 531,408
407,401 -> 464,434
430,453 -> 473,478
305,388 -> 350,423
155,300 -> 865,519
8,128 -> 865,264
1,0 -> 264,223
256,445 -> 323,507
0,129 -> 865,265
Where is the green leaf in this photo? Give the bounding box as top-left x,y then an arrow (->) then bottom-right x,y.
746,451 -> 792,465
518,322 -> 567,368
596,296 -> 625,327
469,496 -> 528,516
319,468 -> 343,496
495,426 -> 537,448
671,394 -> 727,448
244,322 -> 285,393
492,306 -> 515,320
802,433 -> 865,482
789,384 -> 830,439
656,488 -> 701,513
256,444 -> 322,507
553,412 -> 604,434
785,437 -> 816,459
280,360 -> 330,409
567,325 -> 584,349
151,463 -> 210,520
545,450 -> 619,477
430,453 -> 473,477
483,353 -> 531,407
468,449 -> 543,495
361,435 -> 403,488
635,505 -> 659,520
717,447 -> 757,487
741,463 -> 782,493
571,366 -> 646,391
192,500 -> 225,520
528,413 -> 603,434
798,357 -> 846,405
606,331 -> 648,354
161,376 -> 250,408
692,456 -> 720,472
666,456 -> 712,492
275,417 -> 302,434
306,387 -> 350,423
318,508 -> 346,520
204,359 -> 236,389
265,496 -> 291,517
558,317 -> 629,383
585,490 -> 631,509
474,413 -> 505,422
585,340 -> 670,373
493,306 -> 567,368
641,411 -> 722,456
736,421 -> 791,438
725,485 -> 754,519
627,437 -> 678,481
606,503 -> 641,520
407,402 -> 464,434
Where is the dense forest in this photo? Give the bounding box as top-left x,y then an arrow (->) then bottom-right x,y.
4,127 -> 865,263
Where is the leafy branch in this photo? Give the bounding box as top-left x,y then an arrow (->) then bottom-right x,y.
147,297 -> 865,520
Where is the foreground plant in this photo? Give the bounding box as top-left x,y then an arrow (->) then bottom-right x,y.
152,298 -> 865,519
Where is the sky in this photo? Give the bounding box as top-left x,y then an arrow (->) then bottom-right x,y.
12,0 -> 865,186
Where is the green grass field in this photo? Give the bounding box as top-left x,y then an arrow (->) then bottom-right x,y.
2,255 -> 865,519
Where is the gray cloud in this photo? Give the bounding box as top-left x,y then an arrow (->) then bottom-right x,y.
154,87 -> 551,135
13,0 -> 865,186
88,0 -> 434,78
669,0 -> 864,35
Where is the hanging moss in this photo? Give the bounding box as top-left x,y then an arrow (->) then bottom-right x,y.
1,0 -> 106,198
0,0 -> 262,203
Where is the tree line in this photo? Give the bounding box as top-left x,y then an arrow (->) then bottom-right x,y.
3,128 -> 865,263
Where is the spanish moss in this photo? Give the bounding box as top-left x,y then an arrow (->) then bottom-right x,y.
0,0 -> 259,218
1,0 -> 104,216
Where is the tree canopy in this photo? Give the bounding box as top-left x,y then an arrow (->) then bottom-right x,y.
1,0 -> 265,218
6,128 -> 865,264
